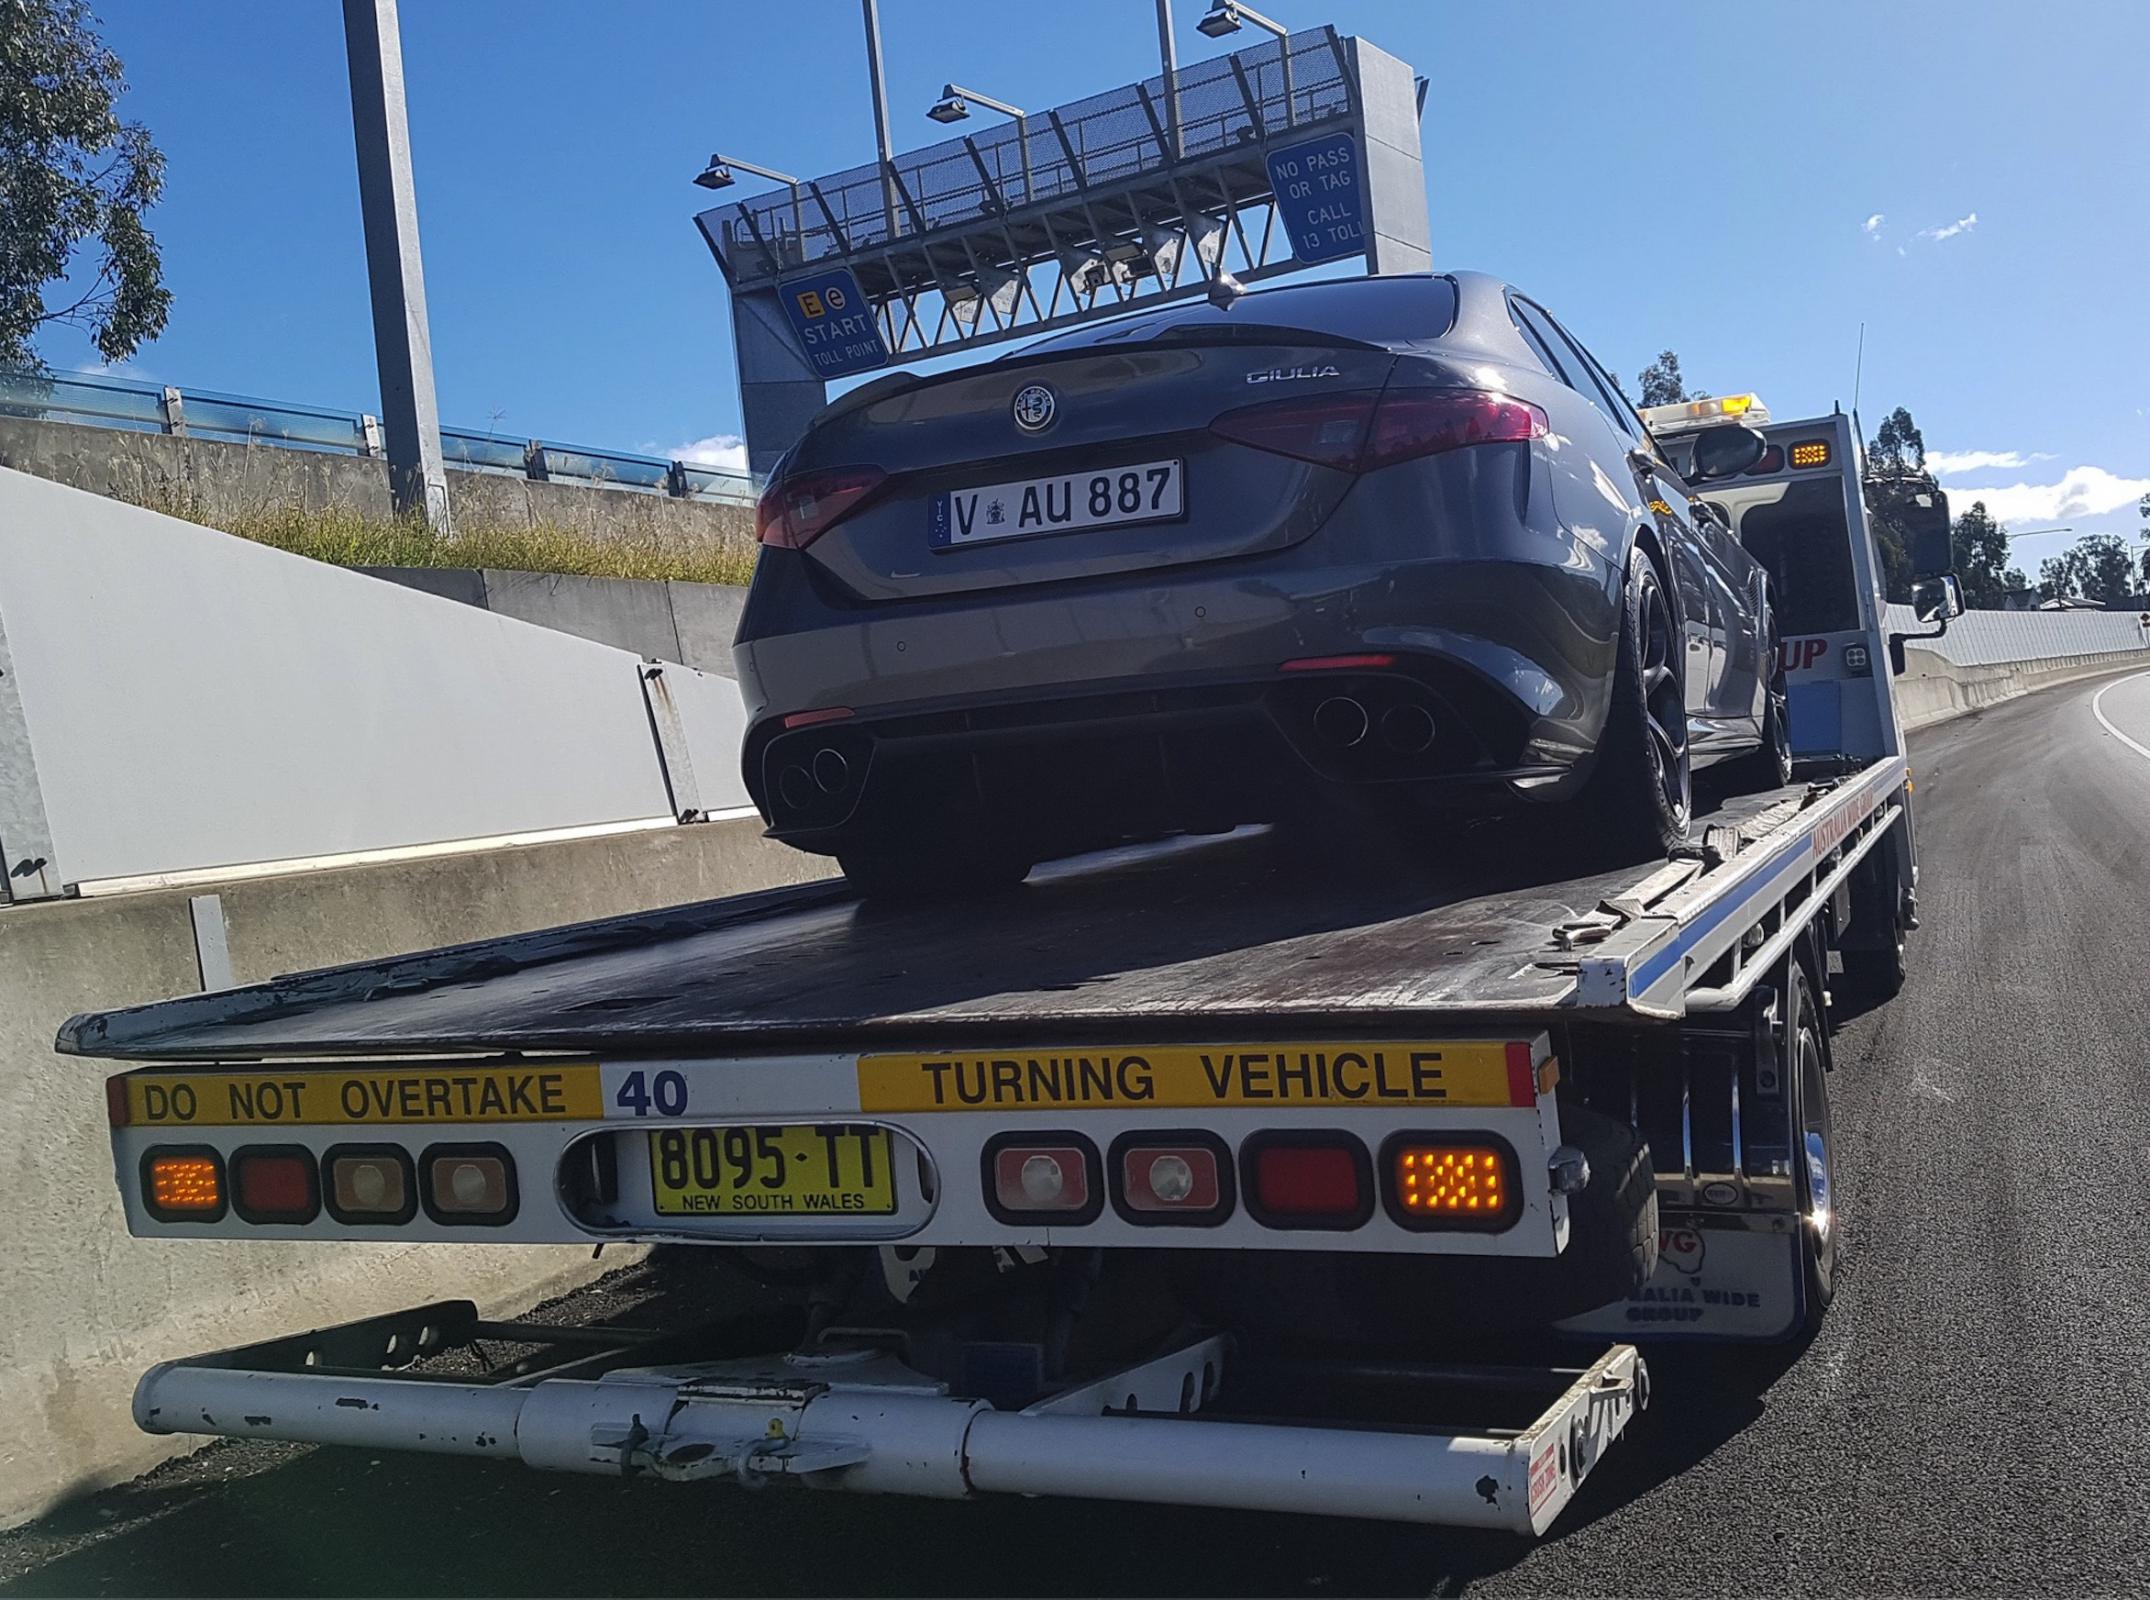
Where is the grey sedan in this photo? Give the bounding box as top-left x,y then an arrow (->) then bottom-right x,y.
735,272 -> 1788,895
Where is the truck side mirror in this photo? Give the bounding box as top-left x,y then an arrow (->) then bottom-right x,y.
1911,573 -> 1964,624
1901,487 -> 1953,577
1687,423 -> 1767,483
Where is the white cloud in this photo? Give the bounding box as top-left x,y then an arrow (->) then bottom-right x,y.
1945,465 -> 2150,526
1925,448 -> 2054,476
659,432 -> 749,472
1919,211 -> 1978,242
1861,212 -> 1885,238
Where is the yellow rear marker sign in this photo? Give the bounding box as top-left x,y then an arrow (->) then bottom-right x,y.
121,1064 -> 603,1127
858,1042 -> 1527,1113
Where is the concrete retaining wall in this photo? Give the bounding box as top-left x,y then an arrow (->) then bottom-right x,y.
1896,646 -> 2150,731
0,816 -> 834,1529
360,567 -> 748,678
0,414 -> 753,554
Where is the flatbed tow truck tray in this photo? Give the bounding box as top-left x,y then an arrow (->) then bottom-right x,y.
60,769 -> 1896,1065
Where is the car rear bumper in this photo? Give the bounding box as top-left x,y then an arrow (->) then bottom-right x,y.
737,504 -> 1622,851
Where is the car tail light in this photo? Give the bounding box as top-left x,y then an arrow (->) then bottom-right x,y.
419,1144 -> 518,1226
1210,388 -> 1547,474
1110,1132 -> 1234,1226
756,465 -> 888,549
324,1145 -> 418,1224
142,1148 -> 225,1222
1241,1133 -> 1373,1229
982,1133 -> 1102,1224
231,1146 -> 320,1224
1382,1134 -> 1520,1231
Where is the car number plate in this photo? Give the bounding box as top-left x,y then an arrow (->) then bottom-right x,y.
930,458 -> 1183,548
649,1124 -> 896,1217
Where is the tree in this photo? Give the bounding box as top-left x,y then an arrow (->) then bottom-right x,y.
1636,350 -> 1707,407
1949,500 -> 2025,609
1861,406 -> 1930,603
0,0 -> 170,369
2038,534 -> 2137,608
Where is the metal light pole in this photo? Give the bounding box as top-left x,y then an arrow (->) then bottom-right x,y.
1199,1 -> 1294,130
1156,0 -> 1183,158
926,86 -> 1032,204
341,0 -> 452,532
861,0 -> 900,239
695,154 -> 805,267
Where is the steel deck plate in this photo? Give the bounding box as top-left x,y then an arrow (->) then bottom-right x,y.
60,785 -> 1825,1065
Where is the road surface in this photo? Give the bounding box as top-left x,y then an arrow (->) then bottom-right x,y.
6,668 -> 2148,1598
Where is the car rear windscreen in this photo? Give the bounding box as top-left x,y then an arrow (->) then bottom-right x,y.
1022,275 -> 1460,354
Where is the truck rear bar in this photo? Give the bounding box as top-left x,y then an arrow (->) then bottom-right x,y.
134,1299 -> 1644,1534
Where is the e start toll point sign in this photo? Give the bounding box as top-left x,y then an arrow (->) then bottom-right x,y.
778,267 -> 889,380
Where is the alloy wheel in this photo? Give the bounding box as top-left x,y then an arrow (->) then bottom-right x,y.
1636,565 -> 1690,823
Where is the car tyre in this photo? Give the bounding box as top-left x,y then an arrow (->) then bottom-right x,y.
1579,545 -> 1692,861
1722,609 -> 1794,794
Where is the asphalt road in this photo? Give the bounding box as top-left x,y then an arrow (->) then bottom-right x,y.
6,668 -> 2149,1598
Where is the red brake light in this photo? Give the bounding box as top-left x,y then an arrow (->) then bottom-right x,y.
1210,388 -> 1546,474
756,465 -> 888,549
232,1147 -> 321,1224
1241,1133 -> 1373,1229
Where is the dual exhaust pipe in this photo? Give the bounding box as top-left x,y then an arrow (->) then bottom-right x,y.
776,746 -> 853,813
1312,695 -> 1436,757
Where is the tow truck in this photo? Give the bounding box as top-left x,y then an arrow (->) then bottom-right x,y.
66,396 -> 1961,1535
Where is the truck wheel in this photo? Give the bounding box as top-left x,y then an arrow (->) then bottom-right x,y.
1544,1102 -> 1662,1315
1838,847 -> 1907,1000
1577,546 -> 1691,862
1787,963 -> 1837,1332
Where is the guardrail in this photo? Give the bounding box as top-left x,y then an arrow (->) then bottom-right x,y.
0,368 -> 757,507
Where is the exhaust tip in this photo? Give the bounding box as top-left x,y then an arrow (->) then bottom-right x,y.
811,747 -> 851,795
777,766 -> 816,812
1380,702 -> 1436,755
1312,696 -> 1369,750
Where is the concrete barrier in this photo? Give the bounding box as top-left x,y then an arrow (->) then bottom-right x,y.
0,815 -> 834,1529
1896,646 -> 2150,731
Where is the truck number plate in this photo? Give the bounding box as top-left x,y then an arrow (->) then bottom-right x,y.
649,1125 -> 895,1217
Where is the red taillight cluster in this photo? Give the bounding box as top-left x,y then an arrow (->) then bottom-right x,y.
138,1143 -> 513,1227
979,1129 -> 1516,1233
1210,387 -> 1548,475
756,465 -> 888,549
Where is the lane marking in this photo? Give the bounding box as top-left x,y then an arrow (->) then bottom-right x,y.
2091,671 -> 2150,763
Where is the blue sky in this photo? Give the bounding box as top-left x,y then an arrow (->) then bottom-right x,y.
41,0 -> 2150,565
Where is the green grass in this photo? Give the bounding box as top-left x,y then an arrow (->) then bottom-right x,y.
136,492 -> 759,587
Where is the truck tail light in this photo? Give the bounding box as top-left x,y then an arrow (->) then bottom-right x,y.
1241,1133 -> 1373,1230
1211,389 -> 1547,474
1382,1134 -> 1520,1231
231,1146 -> 320,1224
1110,1132 -> 1233,1226
418,1145 -> 518,1226
325,1145 -> 418,1224
757,465 -> 888,549
982,1133 -> 1102,1224
142,1148 -> 226,1222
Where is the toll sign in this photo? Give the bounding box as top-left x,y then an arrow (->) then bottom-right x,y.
1265,131 -> 1366,265
778,267 -> 889,379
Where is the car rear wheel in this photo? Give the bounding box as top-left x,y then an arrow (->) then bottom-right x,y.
1578,545 -> 1691,861
1722,636 -> 1793,794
